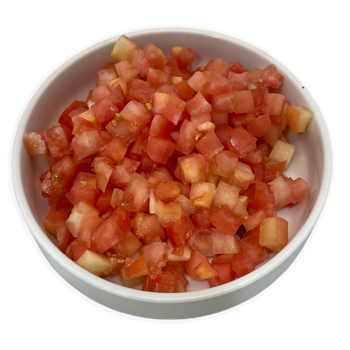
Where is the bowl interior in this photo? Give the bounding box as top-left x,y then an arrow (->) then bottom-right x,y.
13,28 -> 330,296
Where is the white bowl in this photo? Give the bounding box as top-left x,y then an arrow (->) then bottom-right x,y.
12,27 -> 332,319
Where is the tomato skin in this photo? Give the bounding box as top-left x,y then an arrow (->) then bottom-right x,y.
231,252 -> 255,277
210,205 -> 244,234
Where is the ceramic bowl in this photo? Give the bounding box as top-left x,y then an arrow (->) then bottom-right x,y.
12,27 -> 331,319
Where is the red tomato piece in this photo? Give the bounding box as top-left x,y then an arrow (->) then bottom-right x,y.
121,173 -> 152,212
174,80 -> 195,101
227,126 -> 257,158
232,91 -> 255,114
149,114 -> 173,139
23,132 -> 47,155
202,71 -> 231,95
186,91 -> 212,117
191,207 -> 212,228
166,213 -> 194,247
208,263 -> 236,288
146,136 -> 173,164
143,44 -> 168,69
96,68 -> 118,88
58,100 -> 88,133
95,185 -> 114,213
71,129 -> 105,160
115,60 -> 139,84
195,130 -> 224,161
184,250 -> 217,281
144,242 -> 170,279
163,94 -> 186,125
247,113 -> 271,137
91,218 -> 125,253
210,205 -> 244,234
231,252 -> 255,277
175,119 -> 196,155
228,71 -> 249,91
70,173 -> 99,206
105,138 -> 128,164
110,157 -> 140,188
120,100 -> 152,130
91,86 -> 111,103
43,125 -> 71,158
211,91 -> 235,113
154,180 -> 180,203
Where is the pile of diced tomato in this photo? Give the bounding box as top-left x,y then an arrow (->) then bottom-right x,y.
23,35 -> 314,293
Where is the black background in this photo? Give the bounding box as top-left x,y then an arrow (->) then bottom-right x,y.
8,25 -> 335,349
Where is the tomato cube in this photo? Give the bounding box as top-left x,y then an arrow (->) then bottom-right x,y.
143,44 -> 168,69
154,180 -> 180,203
186,233 -> 211,254
149,114 -> 173,139
105,138 -> 128,164
210,205 -> 244,234
186,91 -> 212,117
202,71 -> 231,95
260,217 -> 288,251
211,229 -> 241,255
143,242 -> 170,279
232,91 -> 254,114
208,262 -> 236,288
96,68 -> 117,88
166,213 -> 194,247
175,119 -> 196,155
43,125 -> 70,158
268,176 -> 293,209
231,252 -> 255,277
195,130 -> 224,161
177,153 -> 208,184
287,105 -> 314,133
227,126 -> 257,158
91,218 -> 125,254
263,93 -> 286,118
257,64 -> 283,89
190,182 -> 216,209
110,157 -> 140,188
247,113 -> 271,137
163,94 -> 186,125
121,173 -> 152,212
213,181 -> 240,211
23,132 -> 47,155
285,177 -> 310,204
119,101 -> 151,133
146,136 -> 173,164
184,250 -> 217,281
115,60 -> 139,84
71,173 -> 99,206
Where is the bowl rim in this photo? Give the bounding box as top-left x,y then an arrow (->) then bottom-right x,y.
12,27 -> 332,304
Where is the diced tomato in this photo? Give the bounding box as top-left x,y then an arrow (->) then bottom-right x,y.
149,114 -> 173,139
167,213 -> 194,247
184,249 -> 217,281
208,262 -> 236,288
210,205 -> 244,234
70,173 -> 99,206
247,113 -> 271,137
227,126 -> 257,158
163,94 -> 186,125
191,208 -> 211,228
44,125 -> 71,158
23,132 -> 47,155
186,91 -> 212,117
231,252 -> 255,277
121,173 -> 152,212
146,136 -> 173,164
256,64 -> 283,89
110,157 -> 140,188
195,130 -> 224,161
232,91 -> 254,114
285,177 -> 310,204
154,180 -> 180,203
